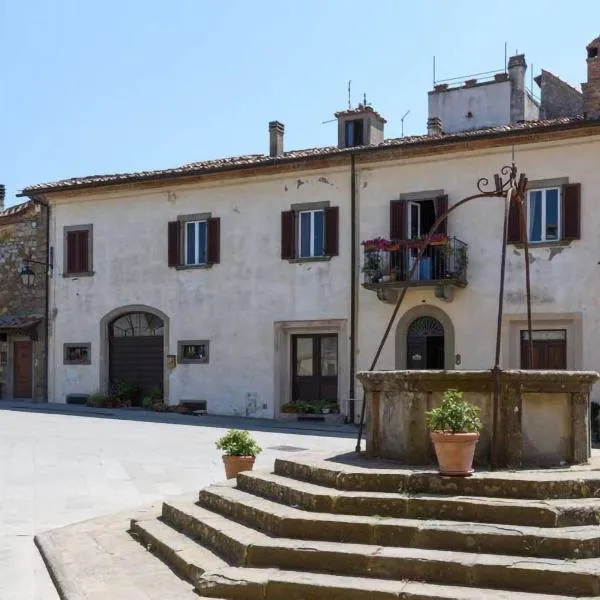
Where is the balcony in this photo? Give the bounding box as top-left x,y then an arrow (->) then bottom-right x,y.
361,236 -> 468,293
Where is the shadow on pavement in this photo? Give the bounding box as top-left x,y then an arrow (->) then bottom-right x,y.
0,400 -> 356,439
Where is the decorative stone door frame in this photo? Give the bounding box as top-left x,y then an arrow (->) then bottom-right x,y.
274,319 -> 348,417
99,304 -> 170,401
395,305 -> 455,370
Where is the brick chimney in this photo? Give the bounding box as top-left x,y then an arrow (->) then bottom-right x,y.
427,117 -> 443,136
269,121 -> 284,157
508,54 -> 527,123
0,185 -> 5,211
583,36 -> 600,119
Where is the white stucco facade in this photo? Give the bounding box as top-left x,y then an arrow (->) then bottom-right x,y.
47,171 -> 352,418
44,128 -> 600,417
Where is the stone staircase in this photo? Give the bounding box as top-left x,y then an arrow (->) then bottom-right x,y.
130,454 -> 600,599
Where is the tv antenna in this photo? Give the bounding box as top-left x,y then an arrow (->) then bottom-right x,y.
348,80 -> 352,109
400,110 -> 410,137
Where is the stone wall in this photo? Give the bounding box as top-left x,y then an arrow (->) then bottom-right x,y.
537,70 -> 583,119
358,369 -> 599,469
0,201 -> 48,399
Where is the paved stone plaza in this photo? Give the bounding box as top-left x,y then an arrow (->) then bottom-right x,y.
0,402 -> 355,600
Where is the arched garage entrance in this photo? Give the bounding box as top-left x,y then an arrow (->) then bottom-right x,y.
100,305 -> 169,402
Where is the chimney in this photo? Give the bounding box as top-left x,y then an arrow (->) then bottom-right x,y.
508,54 -> 527,123
427,117 -> 443,136
0,185 -> 5,211
583,36 -> 600,119
269,121 -> 284,157
334,104 -> 386,148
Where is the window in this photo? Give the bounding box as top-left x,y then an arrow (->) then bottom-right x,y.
0,351 -> 7,366
178,340 -> 209,364
299,210 -> 324,258
63,343 -> 91,365
167,215 -> 220,268
281,205 -> 339,261
185,220 -> 207,265
64,225 -> 93,275
528,188 -> 560,243
507,182 -> 581,244
344,119 -> 364,147
520,330 -> 566,370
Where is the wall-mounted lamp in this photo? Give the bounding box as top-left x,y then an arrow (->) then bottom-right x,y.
19,250 -> 53,288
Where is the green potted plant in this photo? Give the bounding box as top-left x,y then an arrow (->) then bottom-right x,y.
426,389 -> 482,477
216,429 -> 262,479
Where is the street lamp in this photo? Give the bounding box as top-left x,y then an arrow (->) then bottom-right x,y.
19,251 -> 52,288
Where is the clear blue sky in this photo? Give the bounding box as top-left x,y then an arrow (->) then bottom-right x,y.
1,0 -> 597,206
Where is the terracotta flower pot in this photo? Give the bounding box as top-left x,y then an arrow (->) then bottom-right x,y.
222,455 -> 256,480
430,431 -> 480,477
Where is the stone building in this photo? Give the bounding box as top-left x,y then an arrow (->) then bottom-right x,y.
0,187 -> 48,400
19,36 -> 600,419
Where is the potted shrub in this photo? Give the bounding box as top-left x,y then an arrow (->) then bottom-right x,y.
426,389 -> 482,477
216,429 -> 262,479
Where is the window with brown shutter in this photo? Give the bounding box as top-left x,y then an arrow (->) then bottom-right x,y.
206,217 -> 220,264
507,193 -> 524,244
434,194 -> 448,235
324,206 -> 339,256
390,200 -> 406,241
562,183 -> 581,240
63,225 -> 93,275
281,210 -> 296,260
168,214 -> 221,268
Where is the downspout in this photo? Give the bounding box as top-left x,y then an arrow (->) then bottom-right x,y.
32,195 -> 51,403
349,154 -> 357,423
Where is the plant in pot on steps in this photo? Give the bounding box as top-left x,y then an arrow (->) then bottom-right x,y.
426,389 -> 482,477
216,429 -> 262,479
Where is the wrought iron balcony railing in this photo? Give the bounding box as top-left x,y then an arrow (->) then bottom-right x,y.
362,236 -> 468,289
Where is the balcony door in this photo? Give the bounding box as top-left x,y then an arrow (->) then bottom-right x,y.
291,334 -> 338,404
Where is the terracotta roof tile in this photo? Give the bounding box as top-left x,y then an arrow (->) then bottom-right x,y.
0,200 -> 35,219
20,115 -> 593,196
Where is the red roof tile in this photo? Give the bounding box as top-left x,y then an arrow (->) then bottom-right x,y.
20,116 -> 595,196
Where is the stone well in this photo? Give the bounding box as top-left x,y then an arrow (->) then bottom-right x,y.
357,369 -> 599,469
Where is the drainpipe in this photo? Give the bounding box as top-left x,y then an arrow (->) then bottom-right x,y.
349,154 -> 357,423
32,195 -> 51,403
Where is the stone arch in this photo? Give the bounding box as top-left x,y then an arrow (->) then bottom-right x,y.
99,304 -> 170,400
395,305 -> 455,370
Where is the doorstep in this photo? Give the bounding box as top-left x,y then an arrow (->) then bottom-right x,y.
278,412 -> 345,424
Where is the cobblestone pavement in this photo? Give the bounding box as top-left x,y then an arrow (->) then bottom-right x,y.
0,403 -> 355,600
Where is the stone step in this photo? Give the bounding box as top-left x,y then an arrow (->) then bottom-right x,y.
275,455 -> 600,499
161,497 -> 600,596
130,516 -> 228,585
237,471 -> 600,527
197,481 -> 600,559
195,567 -> 587,600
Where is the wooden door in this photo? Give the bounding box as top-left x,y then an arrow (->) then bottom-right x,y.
13,341 -> 33,398
291,334 -> 338,403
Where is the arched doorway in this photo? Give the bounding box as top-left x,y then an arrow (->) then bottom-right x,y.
406,316 -> 445,369
395,305 -> 455,370
108,311 -> 165,403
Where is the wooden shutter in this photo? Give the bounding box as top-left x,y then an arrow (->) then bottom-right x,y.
168,221 -> 181,267
434,194 -> 448,235
77,229 -> 89,272
324,206 -> 339,256
206,217 -> 221,264
562,183 -> 581,241
281,210 -> 296,260
66,230 -> 89,274
390,200 -> 406,241
506,194 -> 524,244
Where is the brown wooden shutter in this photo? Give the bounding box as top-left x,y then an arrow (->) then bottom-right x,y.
324,206 -> 339,256
168,221 -> 181,267
507,194 -> 524,244
390,200 -> 406,241
66,231 -> 76,273
281,210 -> 296,260
77,229 -> 89,272
206,217 -> 221,264
434,194 -> 448,235
562,183 -> 581,240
